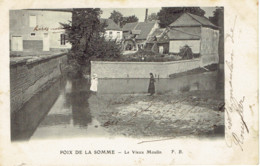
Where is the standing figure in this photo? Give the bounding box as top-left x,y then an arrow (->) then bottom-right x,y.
90,74 -> 98,92
148,73 -> 155,95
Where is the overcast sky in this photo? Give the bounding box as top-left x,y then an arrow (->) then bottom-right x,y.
101,7 -> 217,22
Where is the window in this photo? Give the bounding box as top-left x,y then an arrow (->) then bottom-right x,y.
117,32 -> 120,38
29,15 -> 37,27
30,33 -> 36,36
109,31 -> 113,39
60,34 -> 66,45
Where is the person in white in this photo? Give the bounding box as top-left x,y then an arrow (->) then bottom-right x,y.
90,74 -> 98,92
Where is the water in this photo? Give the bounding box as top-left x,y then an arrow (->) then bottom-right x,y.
11,69 -> 224,141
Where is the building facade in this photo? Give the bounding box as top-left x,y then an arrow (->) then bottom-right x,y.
101,19 -> 123,42
146,28 -> 170,54
168,12 -> 219,59
122,21 -> 159,49
10,10 -> 72,53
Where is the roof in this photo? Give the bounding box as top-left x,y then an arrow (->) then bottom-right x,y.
150,28 -> 166,37
135,22 -> 157,40
122,22 -> 138,31
132,30 -> 141,35
146,28 -> 169,43
187,13 -> 217,28
169,12 -> 218,29
122,21 -> 158,40
100,19 -> 121,31
167,27 -> 201,40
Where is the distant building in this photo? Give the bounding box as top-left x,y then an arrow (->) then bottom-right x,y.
122,21 -> 159,49
168,12 -> 219,62
10,9 -> 72,53
146,28 -> 169,54
100,19 -> 123,42
145,12 -> 219,64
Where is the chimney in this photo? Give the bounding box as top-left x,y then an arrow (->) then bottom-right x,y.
145,8 -> 148,22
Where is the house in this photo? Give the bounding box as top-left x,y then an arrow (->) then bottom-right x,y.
167,12 -> 219,62
122,21 -> 159,49
146,28 -> 170,54
10,9 -> 72,54
100,19 -> 123,42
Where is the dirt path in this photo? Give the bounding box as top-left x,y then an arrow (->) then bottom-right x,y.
89,90 -> 224,138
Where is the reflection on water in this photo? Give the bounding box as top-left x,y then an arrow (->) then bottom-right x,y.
11,69 -> 224,141
11,78 -> 66,141
97,70 -> 223,94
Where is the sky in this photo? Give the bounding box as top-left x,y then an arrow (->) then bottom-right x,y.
101,7 -> 217,22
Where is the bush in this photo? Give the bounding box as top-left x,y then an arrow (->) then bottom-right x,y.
179,45 -> 193,60
94,39 -> 121,59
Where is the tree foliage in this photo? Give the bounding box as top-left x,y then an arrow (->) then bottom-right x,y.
209,7 -> 223,27
147,13 -> 158,21
109,10 -> 138,27
121,15 -> 139,27
61,8 -> 120,68
108,10 -> 123,25
157,7 -> 206,28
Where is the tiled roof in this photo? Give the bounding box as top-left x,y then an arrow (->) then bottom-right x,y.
100,19 -> 121,31
122,21 -> 157,40
135,22 -> 157,40
132,30 -> 141,35
150,28 -> 166,37
147,28 -> 168,43
169,12 -> 217,29
122,22 -> 138,31
187,13 -> 217,28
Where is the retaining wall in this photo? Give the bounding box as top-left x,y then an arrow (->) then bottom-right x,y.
91,59 -> 201,78
10,53 -> 68,114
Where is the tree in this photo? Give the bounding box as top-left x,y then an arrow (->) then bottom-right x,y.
109,10 -> 123,26
61,8 -> 120,72
147,13 -> 158,21
108,10 -> 138,27
209,7 -> 223,27
157,7 -> 206,28
121,15 -> 139,27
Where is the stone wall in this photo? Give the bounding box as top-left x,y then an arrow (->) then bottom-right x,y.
10,53 -> 68,114
91,59 -> 201,79
200,27 -> 219,66
97,71 -> 218,94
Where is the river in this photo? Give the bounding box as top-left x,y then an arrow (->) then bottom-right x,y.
11,69 -> 224,141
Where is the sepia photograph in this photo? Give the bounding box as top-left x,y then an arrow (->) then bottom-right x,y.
0,0 -> 258,164
10,7 -> 225,141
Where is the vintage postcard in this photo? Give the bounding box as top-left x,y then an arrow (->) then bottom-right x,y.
0,0 -> 258,165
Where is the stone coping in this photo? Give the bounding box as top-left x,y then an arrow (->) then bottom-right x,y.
10,53 -> 67,66
91,58 -> 200,65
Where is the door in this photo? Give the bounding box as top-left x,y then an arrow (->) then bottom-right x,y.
43,33 -> 50,51
159,46 -> 164,54
11,36 -> 23,51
